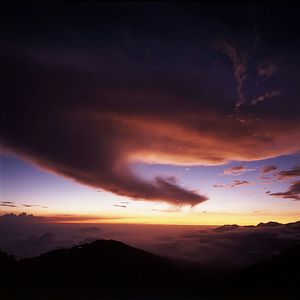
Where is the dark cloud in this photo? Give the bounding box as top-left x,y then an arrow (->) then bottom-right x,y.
0,202 -> 48,209
213,180 -> 251,188
1,201 -> 17,207
260,176 -> 272,180
213,184 -> 226,188
278,166 -> 300,179
261,165 -> 278,174
230,180 -> 251,187
1,203 -> 17,207
114,205 -> 127,208
268,180 -> 300,201
22,204 -> 48,208
1,3 -> 300,205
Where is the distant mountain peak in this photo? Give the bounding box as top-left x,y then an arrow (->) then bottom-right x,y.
257,221 -> 282,227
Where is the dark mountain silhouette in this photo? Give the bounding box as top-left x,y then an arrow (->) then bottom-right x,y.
208,244 -> 300,300
2,240 -> 192,300
257,221 -> 283,227
2,239 -> 300,300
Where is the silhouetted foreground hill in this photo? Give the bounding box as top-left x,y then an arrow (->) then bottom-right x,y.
2,239 -> 300,300
208,244 -> 300,300
2,240 -> 190,300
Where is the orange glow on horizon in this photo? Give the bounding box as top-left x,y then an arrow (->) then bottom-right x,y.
2,208 -> 299,226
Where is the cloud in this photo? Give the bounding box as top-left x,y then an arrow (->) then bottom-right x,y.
1,212 -> 300,271
22,204 -> 48,208
250,90 -> 282,106
0,213 -> 45,224
216,38 -> 282,114
0,213 -> 106,257
261,165 -> 278,174
261,176 -> 272,180
216,40 -> 253,109
1,5 -> 300,206
0,202 -> 48,209
256,60 -> 279,80
230,180 -> 251,187
22,232 -> 56,248
154,221 -> 300,270
213,184 -> 226,188
278,166 -> 300,179
113,205 -> 127,208
223,166 -> 255,176
213,180 -> 251,188
268,180 -> 300,201
0,213 -> 122,224
1,202 -> 17,208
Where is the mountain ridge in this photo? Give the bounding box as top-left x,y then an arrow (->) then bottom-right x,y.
2,238 -> 300,300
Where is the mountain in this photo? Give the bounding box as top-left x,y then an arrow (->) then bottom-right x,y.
208,244 -> 300,300
2,239 -> 191,300
2,239 -> 300,300
257,221 -> 283,227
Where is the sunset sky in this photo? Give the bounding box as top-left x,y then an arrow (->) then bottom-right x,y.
1,2 -> 300,225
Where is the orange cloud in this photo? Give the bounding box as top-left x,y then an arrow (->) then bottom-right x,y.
223,165 -> 256,176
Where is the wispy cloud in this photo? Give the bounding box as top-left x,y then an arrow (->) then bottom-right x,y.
223,166 -> 256,176
250,90 -> 282,106
217,38 -> 281,115
0,213 -> 123,224
1,202 -> 17,208
213,180 -> 252,188
113,205 -> 127,208
261,165 -> 278,174
216,40 -> 252,110
22,204 -> 48,208
268,180 -> 300,201
213,184 -> 226,188
278,166 -> 300,179
230,180 -> 251,187
0,202 -> 48,209
256,60 -> 279,80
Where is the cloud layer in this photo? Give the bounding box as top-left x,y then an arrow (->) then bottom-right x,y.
1,213 -> 299,272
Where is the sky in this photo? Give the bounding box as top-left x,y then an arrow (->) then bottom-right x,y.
1,2 -> 300,226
